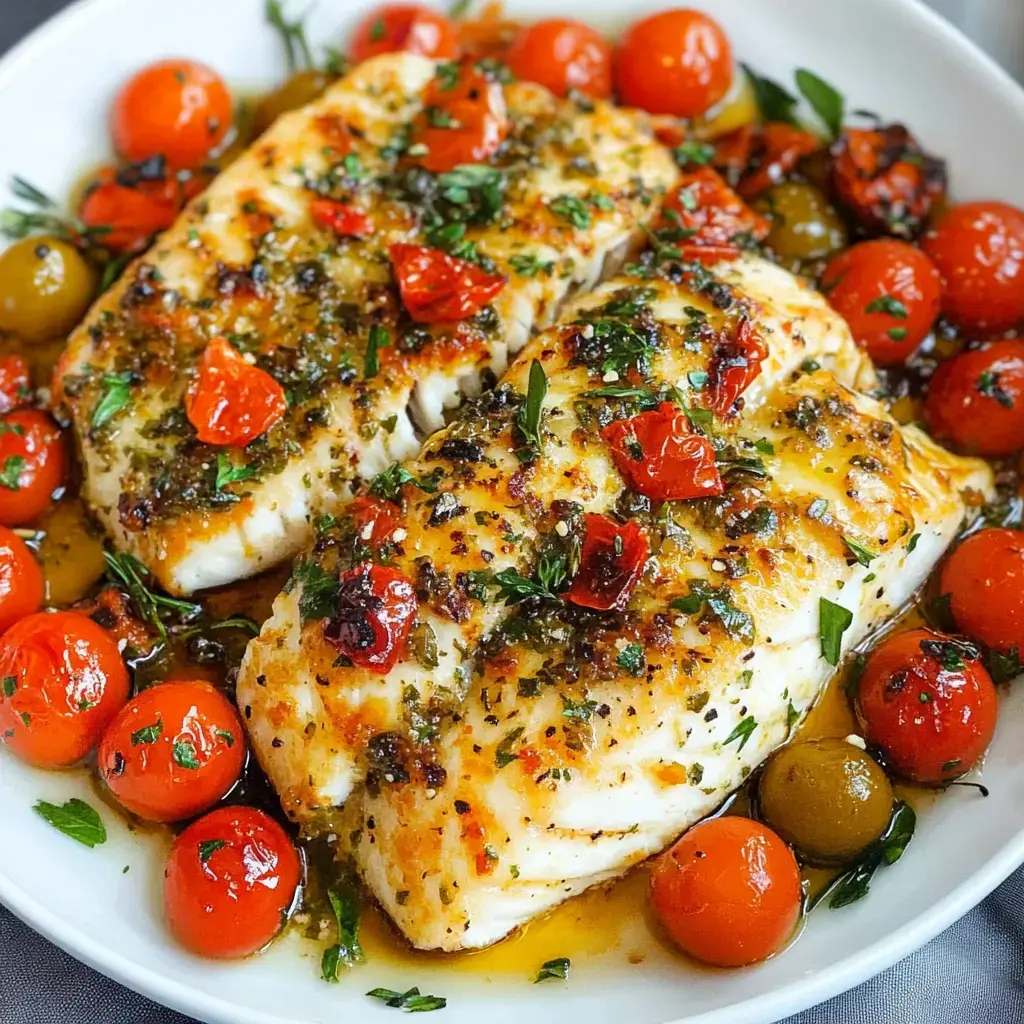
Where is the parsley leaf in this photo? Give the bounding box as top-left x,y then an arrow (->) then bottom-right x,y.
843,536 -> 877,567
33,798 -> 107,848
322,885 -> 365,982
364,324 -> 391,379
0,455 -> 23,490
549,194 -> 591,230
976,370 -> 1015,409
215,453 -> 257,491
670,580 -> 754,642
198,838 -> 225,862
794,68 -> 844,140
131,720 -> 163,745
742,64 -> 800,125
369,462 -> 442,502
495,726 -> 525,768
723,715 -> 757,751
508,252 -> 554,277
864,294 -> 909,318
366,988 -> 446,1013
616,642 -> 646,677
535,957 -> 571,982
287,559 -> 341,623
173,740 -> 201,769
819,597 -> 853,666
514,359 -> 547,462
91,371 -> 134,429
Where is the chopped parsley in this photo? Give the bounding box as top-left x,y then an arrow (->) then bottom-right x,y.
91,371 -> 134,429
33,798 -> 106,848
535,957 -> 571,982
819,597 -> 853,666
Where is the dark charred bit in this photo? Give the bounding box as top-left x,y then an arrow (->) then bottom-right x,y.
428,491 -> 466,527
120,263 -> 162,308
323,568 -> 384,654
365,731 -> 413,792
440,585 -> 471,624
215,260 -> 269,298
435,437 -> 484,462
118,491 -> 154,533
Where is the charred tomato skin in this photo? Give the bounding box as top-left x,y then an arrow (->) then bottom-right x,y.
663,167 -> 770,248
389,243 -> 506,323
566,514 -> 649,612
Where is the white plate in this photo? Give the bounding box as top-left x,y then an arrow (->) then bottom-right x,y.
2,1 -> 1024,1022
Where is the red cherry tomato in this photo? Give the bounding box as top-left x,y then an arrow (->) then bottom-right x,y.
615,9 -> 733,118
98,681 -> 245,823
310,199 -> 375,238
734,122 -> 820,200
389,243 -> 506,323
349,4 -> 458,63
831,125 -> 946,237
663,167 -> 769,248
350,496 -> 401,548
923,201 -> 1024,335
0,409 -> 67,527
923,340 -> 1024,456
505,19 -> 613,99
821,239 -> 942,366
707,317 -> 767,417
566,514 -> 649,612
601,402 -> 723,501
112,59 -> 233,169
185,338 -> 287,447
80,168 -> 183,254
0,610 -> 130,767
856,628 -> 997,784
940,529 -> 1024,658
322,563 -> 418,674
0,354 -> 31,414
0,526 -> 43,634
164,805 -> 301,958
649,816 -> 801,968
410,66 -> 509,173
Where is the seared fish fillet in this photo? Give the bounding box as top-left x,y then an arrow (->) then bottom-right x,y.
59,53 -> 676,594
239,253 -> 877,825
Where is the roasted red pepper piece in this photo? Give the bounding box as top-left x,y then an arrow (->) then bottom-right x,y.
707,318 -> 767,417
389,243 -> 506,323
185,337 -> 287,447
566,514 -> 649,612
831,125 -> 946,237
663,167 -> 770,247
601,402 -> 723,501
736,122 -> 820,199
310,199 -> 375,238
0,354 -> 31,414
350,496 -> 402,548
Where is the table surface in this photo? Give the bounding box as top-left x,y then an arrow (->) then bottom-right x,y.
1,1 -> 1023,1022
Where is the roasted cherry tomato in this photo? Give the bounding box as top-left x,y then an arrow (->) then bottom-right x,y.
856,627 -> 997,784
566,514 -> 649,612
734,122 -> 820,200
831,124 -> 946,237
349,4 -> 458,63
615,9 -> 733,119
410,65 -> 509,173
80,168 -> 183,254
0,610 -> 130,767
649,816 -> 801,968
505,19 -> 613,98
923,340 -> 1024,456
663,167 -> 769,248
0,409 -> 67,527
310,199 -> 375,238
98,681 -> 245,823
389,243 -> 505,323
601,402 -> 723,501
0,526 -> 43,634
707,317 -> 767,416
350,495 -> 401,548
821,239 -> 942,366
922,201 -> 1024,335
164,805 -> 301,959
112,59 -> 233,169
940,529 -> 1024,659
185,338 -> 288,447
0,355 -> 31,414
322,562 -> 418,674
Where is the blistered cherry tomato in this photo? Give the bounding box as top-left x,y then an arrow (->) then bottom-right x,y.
0,355 -> 31,414
350,496 -> 401,548
322,563 -> 418,674
601,402 -> 722,501
566,514 -> 649,612
821,239 -> 942,366
663,167 -> 769,248
831,125 -> 946,237
185,338 -> 287,447
0,409 -> 67,526
649,816 -> 801,968
923,201 -> 1024,335
0,610 -> 130,767
310,199 -> 374,238
389,243 -> 505,323
164,806 -> 301,958
856,628 -> 997,784
941,529 -> 1024,658
734,122 -> 820,200
112,59 -> 233,169
410,66 -> 509,173
615,9 -> 733,119
98,681 -> 245,822
923,340 -> 1024,456
349,4 -> 458,63
0,526 -> 43,634
707,317 -> 767,416
505,19 -> 613,98
80,168 -> 183,254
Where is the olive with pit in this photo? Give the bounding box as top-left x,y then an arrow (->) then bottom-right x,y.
758,737 -> 894,864
0,237 -> 97,343
755,182 -> 848,266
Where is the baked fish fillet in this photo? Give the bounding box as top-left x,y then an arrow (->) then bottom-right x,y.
58,53 -> 676,594
239,253 -> 879,826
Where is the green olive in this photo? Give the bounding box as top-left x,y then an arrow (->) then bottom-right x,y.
758,737 -> 894,864
755,182 -> 848,267
253,70 -> 336,137
0,237 -> 97,343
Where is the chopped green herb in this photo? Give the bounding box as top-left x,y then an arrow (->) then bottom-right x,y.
535,957 -> 571,983
976,370 -> 1015,409
495,726 -> 525,768
131,720 -> 163,745
723,715 -> 757,751
616,642 -> 646,677
0,456 -> 23,491
198,839 -> 225,862
741,64 -> 799,125
549,194 -> 591,230
215,453 -> 257,491
819,598 -> 853,666
365,324 -> 391,379
173,740 -> 201,770
673,141 -> 716,167
843,537 -> 877,567
508,253 -> 554,277
1,675 -> 15,698
288,559 -> 341,623
322,886 -> 365,981
794,68 -> 844,140
33,798 -> 106,848
366,987 -> 446,1013
515,359 -> 547,462
91,371 -> 134,429
864,294 -> 908,318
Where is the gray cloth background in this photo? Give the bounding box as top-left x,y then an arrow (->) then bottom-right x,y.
0,1 -> 1022,1021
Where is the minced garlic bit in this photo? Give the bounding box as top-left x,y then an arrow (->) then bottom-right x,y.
602,369 -> 619,383
844,733 -> 867,750
554,520 -> 569,537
